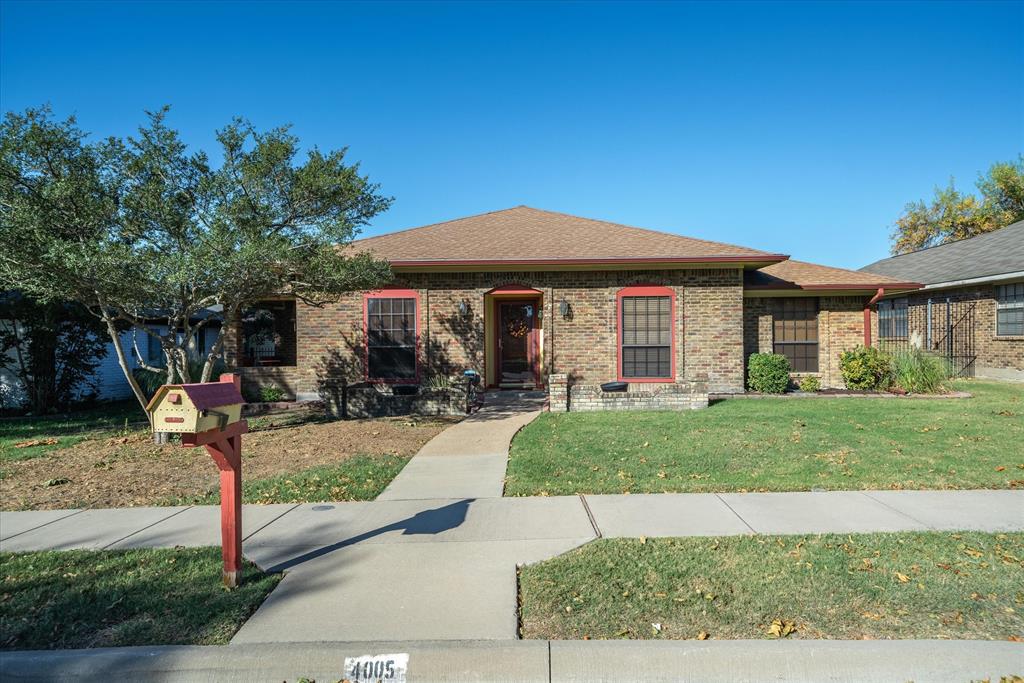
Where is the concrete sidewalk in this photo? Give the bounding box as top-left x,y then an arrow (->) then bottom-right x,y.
377,393 -> 545,500
2,639 -> 1020,682
4,489 -> 1022,642
3,490 -> 1021,554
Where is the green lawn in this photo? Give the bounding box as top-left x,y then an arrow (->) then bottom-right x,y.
519,532 -> 1024,640
168,454 -> 412,505
0,401 -> 144,463
0,547 -> 280,650
505,380 -> 1023,495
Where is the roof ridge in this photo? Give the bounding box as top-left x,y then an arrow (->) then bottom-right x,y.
516,205 -> 776,256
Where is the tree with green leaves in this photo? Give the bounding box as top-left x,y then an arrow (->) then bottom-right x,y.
0,106 -> 392,421
891,156 -> 1024,254
0,293 -> 109,414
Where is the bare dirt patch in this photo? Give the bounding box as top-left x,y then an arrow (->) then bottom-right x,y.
0,416 -> 454,510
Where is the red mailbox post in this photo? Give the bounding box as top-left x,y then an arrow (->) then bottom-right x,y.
147,373 -> 248,588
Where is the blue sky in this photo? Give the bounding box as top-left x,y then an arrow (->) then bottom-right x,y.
1,0 -> 1021,269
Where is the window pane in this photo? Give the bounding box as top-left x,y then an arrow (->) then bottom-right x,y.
620,295 -> 672,378
772,298 -> 819,372
368,347 -> 416,379
367,297 -> 417,378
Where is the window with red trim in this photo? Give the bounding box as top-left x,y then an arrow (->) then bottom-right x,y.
366,295 -> 417,380
618,287 -> 674,380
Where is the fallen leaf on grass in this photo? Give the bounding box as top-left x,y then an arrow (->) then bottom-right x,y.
894,572 -> 911,583
996,466 -> 1006,472
963,547 -> 984,558
696,631 -> 709,640
15,438 -> 59,448
767,619 -> 796,638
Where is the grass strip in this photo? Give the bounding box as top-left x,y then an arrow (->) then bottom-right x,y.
0,547 -> 280,650
169,453 -> 412,505
519,531 -> 1024,641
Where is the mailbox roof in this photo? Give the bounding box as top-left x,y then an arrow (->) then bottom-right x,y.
146,382 -> 245,412
179,382 -> 245,410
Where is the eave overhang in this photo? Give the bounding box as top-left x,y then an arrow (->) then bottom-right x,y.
743,281 -> 923,297
388,254 -> 789,273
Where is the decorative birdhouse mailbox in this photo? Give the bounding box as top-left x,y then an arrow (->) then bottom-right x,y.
146,382 -> 244,434
147,374 -> 248,588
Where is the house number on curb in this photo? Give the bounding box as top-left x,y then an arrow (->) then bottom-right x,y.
343,653 -> 408,682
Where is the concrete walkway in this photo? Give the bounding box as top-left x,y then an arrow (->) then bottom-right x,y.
3,639 -> 1021,682
377,393 -> 545,500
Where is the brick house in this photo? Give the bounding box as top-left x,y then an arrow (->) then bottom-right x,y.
224,207 -> 918,405
861,220 -> 1024,381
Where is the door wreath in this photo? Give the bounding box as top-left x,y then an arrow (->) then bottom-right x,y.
505,318 -> 530,339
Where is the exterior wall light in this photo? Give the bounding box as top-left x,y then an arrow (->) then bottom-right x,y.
559,299 -> 571,319
458,300 -> 469,316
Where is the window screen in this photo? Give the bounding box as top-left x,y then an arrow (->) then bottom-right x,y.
620,296 -> 672,379
996,283 -> 1024,337
772,298 -> 819,372
367,297 -> 417,379
878,298 -> 909,339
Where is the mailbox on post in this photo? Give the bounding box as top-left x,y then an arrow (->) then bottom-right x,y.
148,382 -> 244,433
146,374 -> 248,587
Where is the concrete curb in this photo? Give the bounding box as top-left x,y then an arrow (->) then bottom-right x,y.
1,639 -> 1020,683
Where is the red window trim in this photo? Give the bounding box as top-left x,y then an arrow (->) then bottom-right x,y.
616,285 -> 677,383
363,288 -> 421,383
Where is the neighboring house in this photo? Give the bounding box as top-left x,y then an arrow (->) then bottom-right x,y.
1,316 -> 223,406
861,220 -> 1024,381
224,206 -> 918,400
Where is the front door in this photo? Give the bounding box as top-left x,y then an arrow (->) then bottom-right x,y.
498,301 -> 538,387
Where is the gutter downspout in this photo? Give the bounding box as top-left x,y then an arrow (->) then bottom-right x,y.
864,287 -> 885,347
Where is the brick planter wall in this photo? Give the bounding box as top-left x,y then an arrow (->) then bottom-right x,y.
325,385 -> 464,419
548,373 -> 708,412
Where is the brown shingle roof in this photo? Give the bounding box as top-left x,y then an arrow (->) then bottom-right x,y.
352,206 -> 785,265
746,259 -> 921,291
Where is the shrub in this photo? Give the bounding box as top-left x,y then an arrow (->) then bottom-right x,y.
798,375 -> 820,393
839,346 -> 892,391
259,385 -> 287,402
747,353 -> 791,393
423,374 -> 459,391
891,348 -> 950,394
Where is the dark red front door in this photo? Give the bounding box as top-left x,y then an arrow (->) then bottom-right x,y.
498,301 -> 538,386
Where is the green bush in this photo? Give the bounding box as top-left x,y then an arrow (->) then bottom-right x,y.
747,353 -> 791,393
839,346 -> 892,391
798,375 -> 820,393
258,385 -> 287,402
891,348 -> 950,394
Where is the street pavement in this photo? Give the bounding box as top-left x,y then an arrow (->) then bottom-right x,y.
2,639 -> 1021,682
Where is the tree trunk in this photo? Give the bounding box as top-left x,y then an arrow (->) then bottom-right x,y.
101,313 -> 152,426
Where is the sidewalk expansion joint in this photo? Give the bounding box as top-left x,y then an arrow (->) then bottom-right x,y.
859,490 -> 937,530
0,507 -> 87,542
578,494 -> 602,539
100,505 -> 194,550
714,494 -> 757,534
242,503 -> 301,542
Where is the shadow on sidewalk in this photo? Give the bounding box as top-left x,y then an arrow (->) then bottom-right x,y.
267,499 -> 474,573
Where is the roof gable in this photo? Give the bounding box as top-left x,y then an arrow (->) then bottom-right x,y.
352,206 -> 785,266
860,220 -> 1024,285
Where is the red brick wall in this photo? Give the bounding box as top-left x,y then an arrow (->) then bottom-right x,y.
226,268 -> 747,397
743,295 -> 868,389
873,284 -> 1024,376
